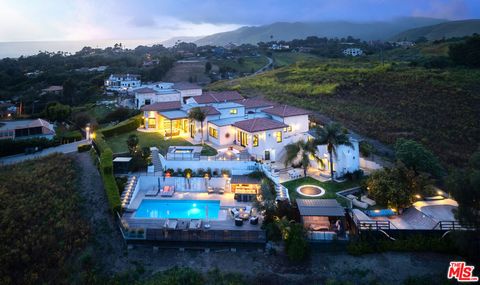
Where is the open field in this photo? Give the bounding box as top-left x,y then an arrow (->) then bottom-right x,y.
210,60 -> 480,166
212,56 -> 268,74
163,60 -> 211,84
272,52 -> 321,67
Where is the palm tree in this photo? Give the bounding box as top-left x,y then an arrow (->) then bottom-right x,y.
284,139 -> 323,177
188,107 -> 207,145
315,122 -> 353,181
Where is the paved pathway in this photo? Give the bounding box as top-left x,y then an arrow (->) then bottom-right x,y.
0,139 -> 90,165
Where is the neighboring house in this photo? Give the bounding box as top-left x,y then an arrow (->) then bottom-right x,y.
0,119 -> 55,140
270,44 -> 290,50
134,82 -> 202,108
343,48 -> 363,57
41,85 -> 63,95
104,74 -> 141,91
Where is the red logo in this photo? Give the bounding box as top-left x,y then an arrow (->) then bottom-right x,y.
448,261 -> 479,282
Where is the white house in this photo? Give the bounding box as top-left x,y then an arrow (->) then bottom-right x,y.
104,74 -> 141,91
134,82 -> 202,108
343,48 -> 363,57
0,119 -> 55,140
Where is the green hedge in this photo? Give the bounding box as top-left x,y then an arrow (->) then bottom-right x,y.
0,138 -> 60,157
93,132 -> 109,154
57,130 -> 83,143
101,115 -> 142,138
100,170 -> 122,213
100,148 -> 113,174
77,144 -> 92,152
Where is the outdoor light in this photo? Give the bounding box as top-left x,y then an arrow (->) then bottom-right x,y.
415,194 -> 421,199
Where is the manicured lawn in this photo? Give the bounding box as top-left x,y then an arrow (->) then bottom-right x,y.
105,130 -> 192,153
282,176 -> 360,202
199,144 -> 218,156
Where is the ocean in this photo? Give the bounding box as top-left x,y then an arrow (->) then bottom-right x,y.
0,39 -> 164,59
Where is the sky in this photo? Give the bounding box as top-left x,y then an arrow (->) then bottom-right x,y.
0,0 -> 479,42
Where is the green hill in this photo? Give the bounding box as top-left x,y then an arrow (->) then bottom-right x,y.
195,18 -> 446,46
390,19 -> 480,41
209,60 -> 480,166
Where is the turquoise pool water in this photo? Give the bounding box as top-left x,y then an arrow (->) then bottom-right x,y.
135,200 -> 220,219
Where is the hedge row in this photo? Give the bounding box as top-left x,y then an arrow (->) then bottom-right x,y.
101,115 -> 142,138
0,138 -> 60,157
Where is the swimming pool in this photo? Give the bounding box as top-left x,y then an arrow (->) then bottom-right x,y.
135,200 -> 220,219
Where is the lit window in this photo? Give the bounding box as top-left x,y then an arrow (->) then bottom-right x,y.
283,125 -> 293,132
230,108 -> 238,114
209,127 -> 218,139
276,131 -> 282,143
253,135 -> 259,147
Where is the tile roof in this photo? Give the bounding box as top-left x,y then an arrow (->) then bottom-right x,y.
198,106 -> 221,116
263,105 -> 311,117
233,118 -> 287,133
193,91 -> 244,104
238,98 -> 276,109
172,82 -> 201,90
141,101 -> 182,111
42,86 -> 63,92
296,199 -> 345,217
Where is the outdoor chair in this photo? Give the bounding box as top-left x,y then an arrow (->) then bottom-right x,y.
235,218 -> 243,226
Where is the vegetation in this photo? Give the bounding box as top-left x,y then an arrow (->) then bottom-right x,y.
105,130 -> 192,153
210,58 -> 480,167
284,139 -> 322,176
77,143 -> 92,152
0,154 -> 89,285
314,122 -> 353,180
212,56 -> 268,75
446,147 -> 480,228
188,107 -> 207,145
0,137 -> 60,157
275,217 -> 309,262
101,115 -> 142,138
394,138 -> 444,178
99,148 -> 121,212
366,163 -> 433,210
449,34 -> 480,67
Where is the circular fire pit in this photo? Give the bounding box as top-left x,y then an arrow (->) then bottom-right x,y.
296,185 -> 326,197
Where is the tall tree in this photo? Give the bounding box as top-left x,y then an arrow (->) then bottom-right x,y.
126,134 -> 139,154
188,107 -> 207,145
315,123 -> 353,180
284,139 -> 323,177
394,138 -> 444,178
62,79 -> 76,105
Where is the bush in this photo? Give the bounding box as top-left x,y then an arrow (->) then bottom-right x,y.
101,171 -> 121,213
101,116 -> 142,138
100,149 -> 114,174
0,138 -> 60,157
100,107 -> 138,123
285,223 -> 309,262
359,141 -> 374,157
77,144 -> 92,152
57,130 -> 83,143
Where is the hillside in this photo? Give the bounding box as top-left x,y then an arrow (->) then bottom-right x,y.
391,19 -> 480,41
209,60 -> 480,167
195,18 -> 446,46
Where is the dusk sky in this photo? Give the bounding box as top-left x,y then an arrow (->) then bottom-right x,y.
1,0 -> 479,42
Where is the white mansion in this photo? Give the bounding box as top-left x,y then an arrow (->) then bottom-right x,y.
128,79 -> 360,177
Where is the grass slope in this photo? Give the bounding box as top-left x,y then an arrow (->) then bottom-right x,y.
391,19 -> 480,41
105,130 -> 193,153
210,60 -> 480,166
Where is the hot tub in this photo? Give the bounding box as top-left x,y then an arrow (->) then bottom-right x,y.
296,185 -> 326,197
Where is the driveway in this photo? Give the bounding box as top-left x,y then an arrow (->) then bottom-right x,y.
0,139 -> 90,165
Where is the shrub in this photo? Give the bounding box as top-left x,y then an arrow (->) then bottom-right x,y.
77,144 -> 92,152
101,116 -> 142,138
101,171 -> 121,213
100,149 -> 113,174
0,138 -> 60,157
184,168 -> 193,178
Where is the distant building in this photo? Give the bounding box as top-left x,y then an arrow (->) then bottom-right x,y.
270,44 -> 290,50
343,48 -> 363,57
104,74 -> 141,92
0,119 -> 55,140
42,85 -> 63,95
394,41 -> 416,48
134,82 -> 202,109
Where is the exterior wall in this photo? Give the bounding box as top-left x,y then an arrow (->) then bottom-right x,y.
215,105 -> 245,119
283,115 -> 309,133
312,140 -> 360,177
179,89 -> 202,99
190,114 -> 221,143
136,93 -> 181,108
160,157 -> 258,175
207,124 -> 235,146
105,77 -> 141,91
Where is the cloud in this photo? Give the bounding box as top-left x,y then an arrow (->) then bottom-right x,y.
130,17 -> 157,28
412,0 -> 468,19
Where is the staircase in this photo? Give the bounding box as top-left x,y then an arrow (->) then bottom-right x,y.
150,147 -> 162,173
121,176 -> 138,208
275,184 -> 289,201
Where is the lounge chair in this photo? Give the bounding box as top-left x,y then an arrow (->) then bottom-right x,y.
161,185 -> 175,197
218,187 -> 225,194
230,208 -> 240,217
235,218 -> 243,226
249,216 -> 259,225
361,195 -> 376,206
165,219 -> 178,229
189,219 -> 202,230
145,186 -> 159,197
207,186 -> 214,194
